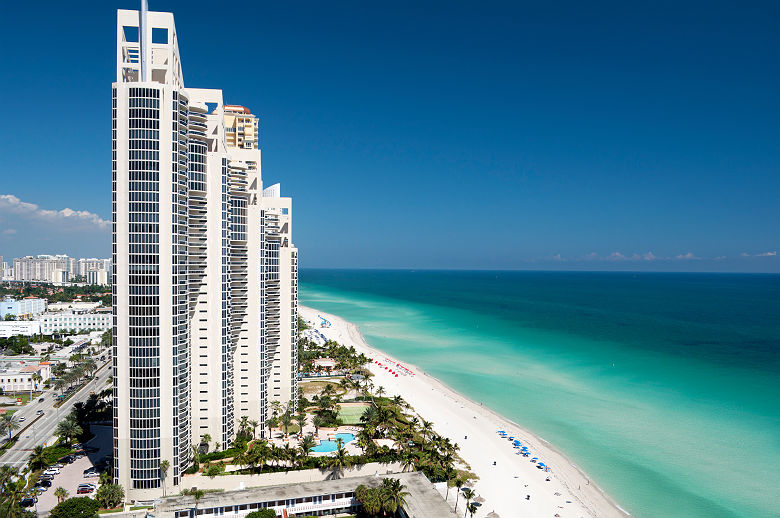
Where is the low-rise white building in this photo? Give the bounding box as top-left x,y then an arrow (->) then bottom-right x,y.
46,301 -> 102,313
0,321 -> 41,338
0,361 -> 52,393
39,311 -> 111,334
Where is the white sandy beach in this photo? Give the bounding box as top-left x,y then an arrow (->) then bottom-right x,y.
300,305 -> 629,518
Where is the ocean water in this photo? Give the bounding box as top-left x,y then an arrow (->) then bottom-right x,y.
299,270 -> 780,518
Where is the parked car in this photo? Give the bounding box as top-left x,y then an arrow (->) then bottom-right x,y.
38,474 -> 54,481
20,498 -> 37,507
76,486 -> 94,494
59,455 -> 75,464
84,446 -> 99,453
42,468 -> 59,475
34,480 -> 51,489
51,463 -> 64,469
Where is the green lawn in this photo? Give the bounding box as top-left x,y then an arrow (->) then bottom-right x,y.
338,403 -> 370,425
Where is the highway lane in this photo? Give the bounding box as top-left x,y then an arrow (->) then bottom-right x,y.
0,361 -> 111,470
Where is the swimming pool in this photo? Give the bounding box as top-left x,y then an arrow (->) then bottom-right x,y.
310,433 -> 355,453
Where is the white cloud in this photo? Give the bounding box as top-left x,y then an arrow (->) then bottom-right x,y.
755,251 -> 776,257
2,228 -> 17,235
675,252 -> 700,260
607,252 -> 627,261
0,194 -> 109,229
740,252 -> 750,257
714,256 -> 726,261
552,253 -> 565,261
642,251 -> 657,261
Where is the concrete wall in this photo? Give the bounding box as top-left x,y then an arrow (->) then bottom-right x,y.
178,462 -> 404,492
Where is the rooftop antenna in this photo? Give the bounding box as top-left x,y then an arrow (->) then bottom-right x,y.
140,0 -> 149,81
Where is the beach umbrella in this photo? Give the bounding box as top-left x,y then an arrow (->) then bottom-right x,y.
538,463 -> 546,467
474,496 -> 486,504
486,512 -> 500,518
532,457 -> 538,461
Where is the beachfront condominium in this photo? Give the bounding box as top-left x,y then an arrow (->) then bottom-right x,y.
112,6 -> 298,500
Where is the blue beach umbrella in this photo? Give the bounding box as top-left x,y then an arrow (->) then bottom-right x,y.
538,463 -> 546,467
532,457 -> 538,461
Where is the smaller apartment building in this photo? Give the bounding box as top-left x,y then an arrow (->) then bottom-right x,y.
39,311 -> 111,334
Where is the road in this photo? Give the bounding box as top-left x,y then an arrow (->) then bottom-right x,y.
0,361 -> 111,470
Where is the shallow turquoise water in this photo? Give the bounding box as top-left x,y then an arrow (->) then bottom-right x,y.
311,433 -> 356,453
299,270 -> 780,518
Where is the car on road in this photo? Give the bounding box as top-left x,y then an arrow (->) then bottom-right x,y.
18,416 -> 25,422
39,397 -> 45,403
36,409 -> 44,416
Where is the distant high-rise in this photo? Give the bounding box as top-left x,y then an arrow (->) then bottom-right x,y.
113,7 -> 298,500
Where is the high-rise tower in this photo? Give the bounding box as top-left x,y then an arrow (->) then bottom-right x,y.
113,7 -> 297,500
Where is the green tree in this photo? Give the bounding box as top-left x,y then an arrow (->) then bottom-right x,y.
299,434 -> 316,463
467,502 -> 478,518
54,487 -> 69,503
381,478 -> 410,515
0,414 -> 19,441
0,476 -> 31,518
54,416 -> 83,445
27,445 -> 48,471
279,411 -> 293,436
49,497 -> 100,518
325,438 -> 351,479
95,483 -> 125,509
454,478 -> 465,511
245,509 -> 277,518
159,459 -> 170,496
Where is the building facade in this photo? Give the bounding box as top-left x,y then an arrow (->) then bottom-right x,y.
12,255 -> 78,282
39,311 -> 112,334
113,7 -> 298,500
0,297 -> 47,319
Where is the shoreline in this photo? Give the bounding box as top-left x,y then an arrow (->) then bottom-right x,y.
300,305 -> 630,518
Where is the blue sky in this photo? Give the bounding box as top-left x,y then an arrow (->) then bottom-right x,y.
0,1 -> 778,271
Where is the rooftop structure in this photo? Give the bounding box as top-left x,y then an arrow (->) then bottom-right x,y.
152,472 -> 456,518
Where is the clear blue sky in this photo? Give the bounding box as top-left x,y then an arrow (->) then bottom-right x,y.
0,1 -> 778,271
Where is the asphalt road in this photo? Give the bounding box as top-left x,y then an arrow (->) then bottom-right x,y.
0,361 -> 111,470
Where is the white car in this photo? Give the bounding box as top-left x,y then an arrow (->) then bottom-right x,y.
43,468 -> 59,475
18,416 -> 25,422
83,471 -> 99,478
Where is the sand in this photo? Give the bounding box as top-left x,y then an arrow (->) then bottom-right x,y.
300,305 -> 630,518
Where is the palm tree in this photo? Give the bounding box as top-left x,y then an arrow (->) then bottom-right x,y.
159,459 -> 170,497
30,372 -> 42,400
54,486 -> 69,503
239,416 -> 250,437
467,503 -> 478,518
279,412 -> 293,436
299,434 -> 316,464
461,488 -> 475,518
0,414 -> 20,442
0,477 -> 28,517
265,417 -> 277,439
28,444 -> 48,471
295,412 -> 307,436
420,419 -> 434,451
248,419 -> 259,439
375,385 -> 386,398
380,478 -> 409,515
191,488 -> 205,516
55,416 -> 83,445
200,433 -> 211,454
326,438 -> 351,479
53,377 -> 67,396
454,482 -> 465,512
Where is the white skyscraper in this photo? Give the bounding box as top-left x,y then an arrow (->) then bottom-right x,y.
113,7 -> 298,500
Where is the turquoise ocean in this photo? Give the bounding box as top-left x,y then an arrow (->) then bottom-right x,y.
299,270 -> 780,518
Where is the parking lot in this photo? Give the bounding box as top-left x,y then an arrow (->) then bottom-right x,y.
32,425 -> 112,516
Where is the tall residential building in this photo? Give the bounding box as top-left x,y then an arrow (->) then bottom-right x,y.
12,254 -> 77,282
113,7 -> 297,500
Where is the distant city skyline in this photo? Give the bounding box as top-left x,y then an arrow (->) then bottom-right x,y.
1,1 -> 778,272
